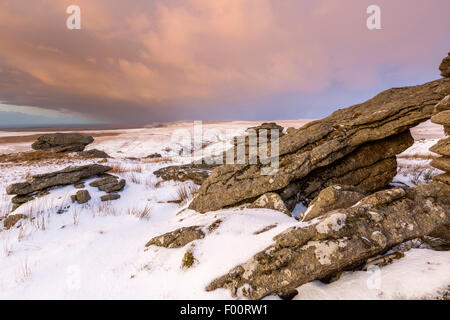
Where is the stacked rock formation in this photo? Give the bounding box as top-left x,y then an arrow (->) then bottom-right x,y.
6,164 -> 112,211
190,76 -> 450,213
32,133 -> 94,153
429,55 -> 450,185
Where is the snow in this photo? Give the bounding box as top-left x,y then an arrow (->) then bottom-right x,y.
0,121 -> 449,300
293,249 -> 450,300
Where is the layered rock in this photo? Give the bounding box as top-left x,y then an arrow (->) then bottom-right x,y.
7,164 -> 112,196
302,185 -> 365,221
190,78 -> 450,213
206,182 -> 450,299
31,133 -> 94,153
280,130 -> 413,210
430,108 -> 450,185
153,163 -> 219,185
6,164 -> 112,211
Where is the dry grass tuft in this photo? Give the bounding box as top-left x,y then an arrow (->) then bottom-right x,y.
142,157 -> 172,164
15,258 -> 32,283
109,163 -> 143,174
397,163 -> 437,185
176,184 -> 198,205
128,205 -> 151,219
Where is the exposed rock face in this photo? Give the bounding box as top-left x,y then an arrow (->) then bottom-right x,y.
77,149 -> 109,158
280,131 -> 413,210
3,214 -> 28,230
190,78 -> 450,213
206,182 -> 450,299
302,185 -> 365,221
430,100 -> 450,189
74,190 -> 91,204
6,164 -> 112,196
430,137 -> 450,156
145,226 -> 205,248
431,110 -> 450,125
31,133 -> 94,153
249,193 -> 291,216
153,163 -> 219,185
439,53 -> 450,78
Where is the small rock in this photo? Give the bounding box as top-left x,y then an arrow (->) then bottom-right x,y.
31,133 -> 94,153
75,190 -> 91,204
302,185 -> 365,221
431,110 -> 450,126
249,192 -> 291,216
145,226 -> 205,248
101,193 -> 121,201
145,153 -> 162,159
74,183 -> 85,189
3,214 -> 28,230
77,149 -> 109,158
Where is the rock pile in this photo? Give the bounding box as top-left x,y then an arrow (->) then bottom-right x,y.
89,174 -> 126,201
31,133 -> 94,153
190,77 -> 450,213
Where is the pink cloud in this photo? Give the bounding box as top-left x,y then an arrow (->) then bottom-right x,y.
0,0 -> 448,122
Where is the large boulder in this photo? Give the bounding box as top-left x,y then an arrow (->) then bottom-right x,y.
439,53 -> 450,78
280,130 -> 413,210
6,164 -> 112,195
31,133 -> 94,153
190,78 -> 450,213
206,182 -> 450,299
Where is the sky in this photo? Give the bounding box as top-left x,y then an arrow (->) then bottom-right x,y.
0,0 -> 449,128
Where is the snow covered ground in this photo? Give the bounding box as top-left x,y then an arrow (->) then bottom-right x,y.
0,120 -> 448,300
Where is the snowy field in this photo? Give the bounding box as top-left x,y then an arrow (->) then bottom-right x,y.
0,120 -> 449,300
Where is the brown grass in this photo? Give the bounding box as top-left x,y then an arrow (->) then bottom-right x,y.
397,163 -> 437,185
142,156 -> 172,164
108,163 -> 142,174
397,153 -> 439,160
127,205 -> 151,219
176,184 -> 198,205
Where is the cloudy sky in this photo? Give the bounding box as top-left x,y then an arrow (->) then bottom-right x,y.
0,0 -> 449,127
